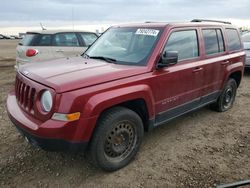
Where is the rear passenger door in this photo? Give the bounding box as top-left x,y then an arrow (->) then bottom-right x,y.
154,29 -> 204,121
200,28 -> 227,98
225,28 -> 244,69
51,32 -> 80,59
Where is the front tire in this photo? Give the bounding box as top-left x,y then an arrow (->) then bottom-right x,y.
89,106 -> 144,171
211,79 -> 237,112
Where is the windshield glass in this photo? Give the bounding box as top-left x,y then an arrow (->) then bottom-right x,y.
84,27 -> 163,65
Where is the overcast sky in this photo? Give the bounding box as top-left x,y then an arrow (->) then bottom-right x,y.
0,0 -> 250,34
1,0 -> 250,26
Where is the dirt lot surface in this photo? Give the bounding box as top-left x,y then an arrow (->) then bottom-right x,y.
0,40 -> 249,188
0,40 -> 19,63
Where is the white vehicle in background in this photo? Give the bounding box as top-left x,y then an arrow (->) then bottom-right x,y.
16,30 -> 98,68
11,35 -> 22,39
242,32 -> 250,68
8,35 -> 16,39
0,34 -> 12,39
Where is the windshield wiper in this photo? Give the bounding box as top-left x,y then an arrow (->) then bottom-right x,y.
89,56 -> 117,63
81,53 -> 90,59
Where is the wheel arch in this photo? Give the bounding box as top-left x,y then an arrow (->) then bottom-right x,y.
228,71 -> 242,87
82,85 -> 155,132
225,62 -> 244,88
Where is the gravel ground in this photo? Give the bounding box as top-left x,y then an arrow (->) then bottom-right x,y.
0,40 -> 249,188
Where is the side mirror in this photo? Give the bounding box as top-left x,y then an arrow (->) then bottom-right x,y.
157,51 -> 178,69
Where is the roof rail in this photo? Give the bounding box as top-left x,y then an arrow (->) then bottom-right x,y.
191,19 -> 231,25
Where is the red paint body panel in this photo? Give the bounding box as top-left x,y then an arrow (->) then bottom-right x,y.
7,22 -> 245,145
7,91 -> 98,142
19,57 -> 149,93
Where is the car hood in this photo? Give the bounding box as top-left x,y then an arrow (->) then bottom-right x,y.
19,57 -> 149,93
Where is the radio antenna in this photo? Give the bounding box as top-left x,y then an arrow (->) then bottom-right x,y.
72,7 -> 74,31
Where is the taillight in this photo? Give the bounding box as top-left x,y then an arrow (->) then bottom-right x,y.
26,49 -> 38,57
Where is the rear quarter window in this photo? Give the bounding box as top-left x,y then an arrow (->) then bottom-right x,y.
226,29 -> 242,51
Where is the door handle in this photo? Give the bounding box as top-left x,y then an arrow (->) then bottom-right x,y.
221,60 -> 230,65
56,49 -> 64,52
192,67 -> 203,73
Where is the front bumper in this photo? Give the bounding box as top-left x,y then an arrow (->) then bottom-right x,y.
6,91 -> 97,152
11,118 -> 87,152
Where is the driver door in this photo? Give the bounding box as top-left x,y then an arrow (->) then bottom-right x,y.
153,29 -> 204,125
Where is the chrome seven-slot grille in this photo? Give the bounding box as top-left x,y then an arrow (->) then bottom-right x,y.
15,76 -> 36,114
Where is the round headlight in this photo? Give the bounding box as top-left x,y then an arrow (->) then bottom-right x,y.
41,90 -> 53,112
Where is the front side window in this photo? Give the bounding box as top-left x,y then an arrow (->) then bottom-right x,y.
53,33 -> 79,47
202,29 -> 225,55
85,27 -> 163,65
164,30 -> 199,61
79,33 -> 98,46
226,29 -> 241,51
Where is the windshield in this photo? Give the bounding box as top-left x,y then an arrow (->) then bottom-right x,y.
84,27 -> 163,65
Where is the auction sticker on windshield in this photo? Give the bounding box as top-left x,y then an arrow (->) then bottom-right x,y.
135,29 -> 159,36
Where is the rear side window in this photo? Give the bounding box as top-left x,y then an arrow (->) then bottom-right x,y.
217,30 -> 225,52
226,29 -> 241,51
164,30 -> 199,61
53,33 -> 80,46
79,33 -> 97,46
202,29 -> 225,55
19,34 -> 37,46
36,34 -> 52,46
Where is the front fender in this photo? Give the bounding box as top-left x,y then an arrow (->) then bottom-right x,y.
82,84 -> 155,119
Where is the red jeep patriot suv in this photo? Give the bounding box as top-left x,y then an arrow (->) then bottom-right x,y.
7,20 -> 245,171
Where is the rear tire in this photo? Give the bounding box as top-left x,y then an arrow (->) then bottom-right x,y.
210,79 -> 237,112
89,106 -> 144,171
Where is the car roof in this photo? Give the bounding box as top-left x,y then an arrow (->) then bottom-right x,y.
26,30 -> 96,34
112,22 -> 237,29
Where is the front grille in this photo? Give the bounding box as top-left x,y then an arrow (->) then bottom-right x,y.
15,76 -> 36,113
